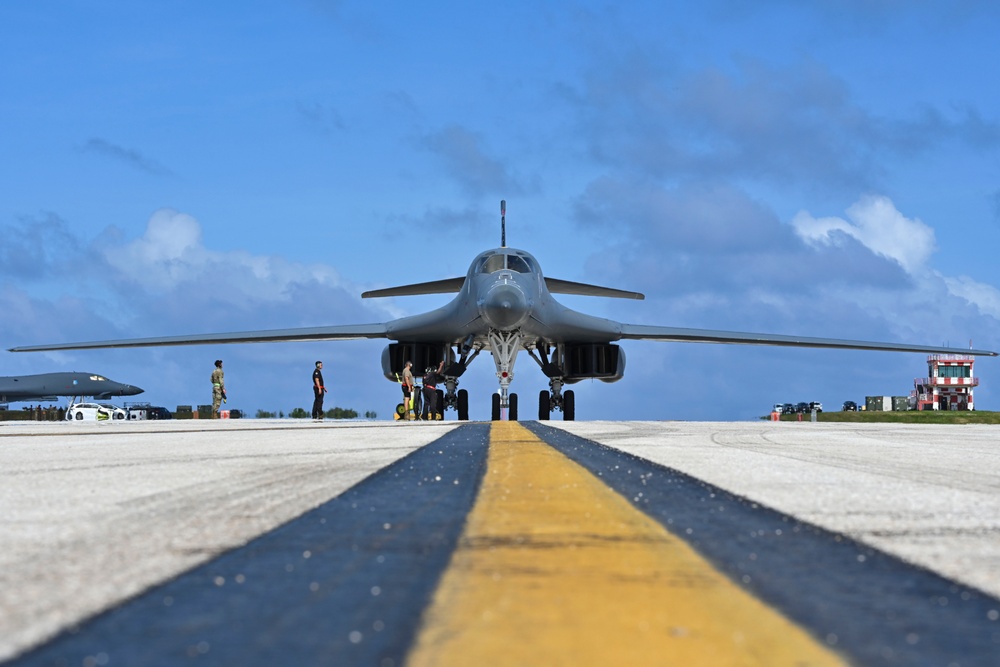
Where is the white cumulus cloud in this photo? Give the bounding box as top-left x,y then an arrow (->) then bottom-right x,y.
791,195 -> 936,274
943,275 -> 1000,320
101,208 -> 350,302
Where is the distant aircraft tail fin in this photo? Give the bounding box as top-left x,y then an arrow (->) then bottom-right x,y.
501,199 -> 506,248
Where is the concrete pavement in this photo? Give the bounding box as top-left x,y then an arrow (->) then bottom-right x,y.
549,420 -> 1000,600
2,418 -> 999,663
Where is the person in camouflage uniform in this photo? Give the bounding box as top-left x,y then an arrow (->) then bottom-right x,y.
211,359 -> 225,418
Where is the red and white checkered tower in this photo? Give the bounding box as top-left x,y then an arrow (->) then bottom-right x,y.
912,354 -> 978,411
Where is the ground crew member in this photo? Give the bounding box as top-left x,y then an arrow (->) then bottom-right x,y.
421,360 -> 445,421
312,361 -> 327,419
401,360 -> 415,420
211,360 -> 225,418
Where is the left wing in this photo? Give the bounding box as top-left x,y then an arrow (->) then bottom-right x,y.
545,278 -> 645,300
362,278 -> 465,299
8,324 -> 390,352
618,324 -> 998,356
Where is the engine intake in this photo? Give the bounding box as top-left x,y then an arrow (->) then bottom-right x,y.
562,343 -> 625,383
381,343 -> 449,381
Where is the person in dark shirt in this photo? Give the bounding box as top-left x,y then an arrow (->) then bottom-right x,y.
312,361 -> 327,419
421,360 -> 445,421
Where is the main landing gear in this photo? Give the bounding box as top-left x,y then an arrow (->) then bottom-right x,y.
537,378 -> 574,421
413,332 -> 576,422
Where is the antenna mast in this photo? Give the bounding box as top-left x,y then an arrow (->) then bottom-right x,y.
500,200 -> 506,247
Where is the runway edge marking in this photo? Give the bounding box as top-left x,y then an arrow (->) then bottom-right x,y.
523,421 -> 1000,667
405,421 -> 847,667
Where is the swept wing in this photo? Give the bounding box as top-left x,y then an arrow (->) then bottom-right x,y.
9,324 -> 389,352
617,324 -> 999,356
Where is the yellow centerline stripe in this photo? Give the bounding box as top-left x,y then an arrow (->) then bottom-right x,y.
406,422 -> 847,666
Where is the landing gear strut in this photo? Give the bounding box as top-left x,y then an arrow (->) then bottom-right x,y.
488,330 -> 521,421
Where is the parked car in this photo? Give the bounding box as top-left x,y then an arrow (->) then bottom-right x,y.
126,405 -> 173,420
66,402 -> 127,421
782,403 -> 795,415
795,402 -> 810,414
809,401 -> 823,413
842,400 -> 858,411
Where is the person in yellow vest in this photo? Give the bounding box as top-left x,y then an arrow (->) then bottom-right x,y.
211,360 -> 225,418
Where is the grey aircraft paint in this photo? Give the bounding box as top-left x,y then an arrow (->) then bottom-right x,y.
0,372 -> 143,404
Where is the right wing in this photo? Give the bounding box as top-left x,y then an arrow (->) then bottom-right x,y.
8,324 -> 390,352
618,324 -> 999,356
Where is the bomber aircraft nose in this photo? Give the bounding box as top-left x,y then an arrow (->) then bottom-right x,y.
479,282 -> 529,330
122,384 -> 144,396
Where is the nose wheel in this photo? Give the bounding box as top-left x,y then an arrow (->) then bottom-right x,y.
491,392 -> 518,421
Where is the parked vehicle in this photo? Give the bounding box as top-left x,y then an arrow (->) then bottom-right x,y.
809,401 -> 823,413
66,402 -> 127,421
795,402 -> 810,414
842,400 -> 858,411
773,403 -> 784,414
126,404 -> 173,420
782,403 -> 795,415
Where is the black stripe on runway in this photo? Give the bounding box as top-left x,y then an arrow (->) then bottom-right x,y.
525,421 -> 1000,667
9,423 -> 490,667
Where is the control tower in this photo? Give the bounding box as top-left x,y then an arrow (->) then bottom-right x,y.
911,354 -> 977,410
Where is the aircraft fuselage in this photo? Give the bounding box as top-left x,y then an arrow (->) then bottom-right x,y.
0,372 -> 144,404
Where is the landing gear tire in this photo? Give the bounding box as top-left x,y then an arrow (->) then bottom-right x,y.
491,393 -> 501,421
457,389 -> 469,421
509,393 -> 518,422
564,390 -> 575,421
538,390 -> 550,420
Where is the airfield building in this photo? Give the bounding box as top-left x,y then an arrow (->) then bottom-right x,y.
911,354 -> 977,411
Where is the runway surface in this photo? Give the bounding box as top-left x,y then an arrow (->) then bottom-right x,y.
1,419 -> 999,665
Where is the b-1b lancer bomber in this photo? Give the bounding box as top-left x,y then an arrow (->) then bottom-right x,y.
0,372 -> 143,404
9,202 -> 997,420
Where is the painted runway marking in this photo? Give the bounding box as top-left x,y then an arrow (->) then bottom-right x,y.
8,421 -> 1000,666
9,424 -> 490,667
526,421 -> 1000,667
407,422 -> 846,666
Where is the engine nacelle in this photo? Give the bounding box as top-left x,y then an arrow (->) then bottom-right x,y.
561,343 -> 626,383
381,343 -> 450,381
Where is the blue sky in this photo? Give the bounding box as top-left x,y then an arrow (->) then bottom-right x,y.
2,1 -> 999,420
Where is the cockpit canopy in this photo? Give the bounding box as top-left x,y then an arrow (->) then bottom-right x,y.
470,249 -> 540,275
